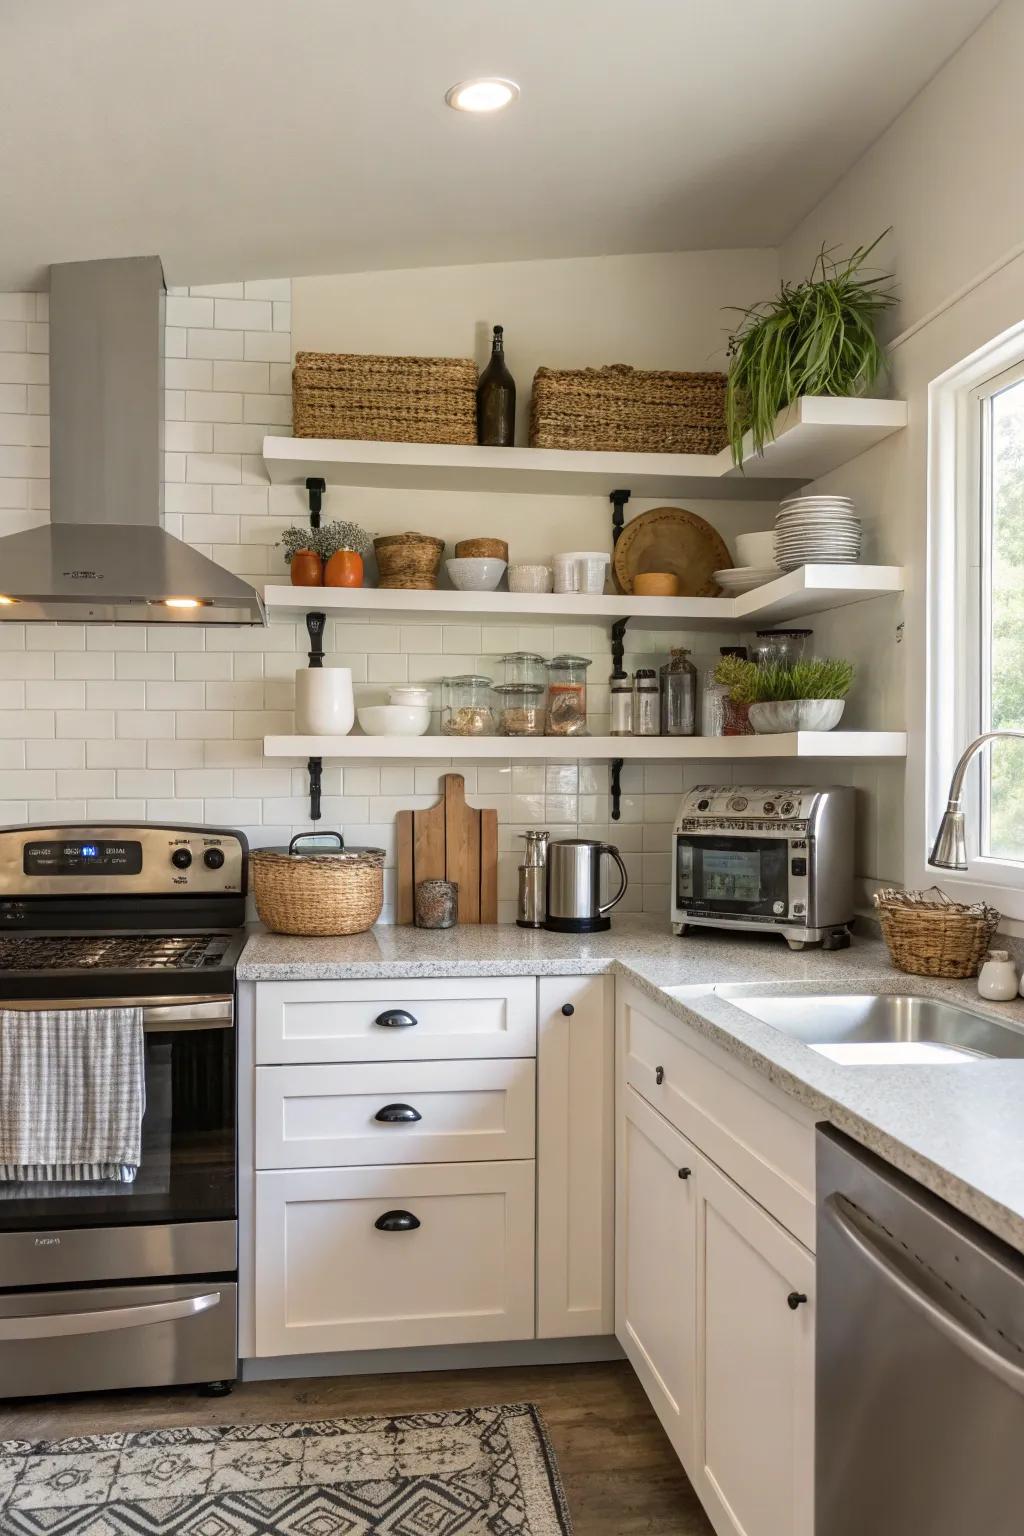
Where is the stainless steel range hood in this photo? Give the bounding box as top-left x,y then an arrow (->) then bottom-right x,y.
0,256 -> 265,625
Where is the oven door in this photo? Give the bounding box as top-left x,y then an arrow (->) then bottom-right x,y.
0,997 -> 235,1235
675,834 -> 790,920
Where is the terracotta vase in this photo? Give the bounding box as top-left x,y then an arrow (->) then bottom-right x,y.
290,550 -> 323,587
324,550 -> 364,588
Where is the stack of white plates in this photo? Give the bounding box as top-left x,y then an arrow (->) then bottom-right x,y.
713,567 -> 780,595
774,495 -> 862,570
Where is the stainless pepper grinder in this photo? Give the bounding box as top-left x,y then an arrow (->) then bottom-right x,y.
517,830 -> 550,928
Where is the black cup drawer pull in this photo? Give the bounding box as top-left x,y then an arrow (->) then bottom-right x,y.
374,1009 -> 418,1029
787,1291 -> 808,1310
374,1103 -> 422,1124
655,1065 -> 665,1085
375,1210 -> 421,1233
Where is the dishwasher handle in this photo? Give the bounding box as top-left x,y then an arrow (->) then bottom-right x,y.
825,1193 -> 1024,1399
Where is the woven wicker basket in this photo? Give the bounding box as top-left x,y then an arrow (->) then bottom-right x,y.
252,836 -> 384,936
529,364 -> 727,454
374,532 -> 446,590
874,887 -> 1001,979
292,351 -> 477,444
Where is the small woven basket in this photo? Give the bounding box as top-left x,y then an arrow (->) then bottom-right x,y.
529,364 -> 727,454
252,837 -> 384,936
374,532 -> 446,589
874,886 -> 1001,979
292,351 -> 477,444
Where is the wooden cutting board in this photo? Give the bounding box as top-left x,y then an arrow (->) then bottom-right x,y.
396,773 -> 498,925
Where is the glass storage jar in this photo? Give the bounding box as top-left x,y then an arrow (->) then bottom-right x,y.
752,629 -> 812,668
495,683 -> 546,736
610,671 -> 633,735
660,648 -> 698,736
499,652 -> 547,689
441,675 -> 496,736
546,655 -> 591,736
633,668 -> 660,736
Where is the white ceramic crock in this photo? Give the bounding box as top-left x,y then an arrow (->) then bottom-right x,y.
295,666 -> 355,736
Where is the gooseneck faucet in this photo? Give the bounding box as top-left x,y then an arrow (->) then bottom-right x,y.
929,730 -> 1024,870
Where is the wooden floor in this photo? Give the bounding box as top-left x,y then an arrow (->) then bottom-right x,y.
0,1360 -> 712,1534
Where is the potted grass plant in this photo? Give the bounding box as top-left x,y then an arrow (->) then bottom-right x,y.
724,234 -> 897,466
714,656 -> 854,733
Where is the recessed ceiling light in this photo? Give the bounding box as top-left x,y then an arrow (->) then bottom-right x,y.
445,78 -> 520,114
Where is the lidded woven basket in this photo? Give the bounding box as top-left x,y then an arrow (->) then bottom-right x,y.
874,886 -> 1001,979
252,833 -> 384,936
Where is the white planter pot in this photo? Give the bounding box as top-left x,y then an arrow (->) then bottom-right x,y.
748,698 -> 846,733
295,666 -> 355,736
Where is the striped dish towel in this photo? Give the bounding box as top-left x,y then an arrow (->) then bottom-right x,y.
0,1007 -> 146,1183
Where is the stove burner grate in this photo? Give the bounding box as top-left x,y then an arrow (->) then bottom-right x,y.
0,934 -> 231,972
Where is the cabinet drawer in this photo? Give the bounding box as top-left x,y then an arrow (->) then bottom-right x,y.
619,983 -> 815,1248
253,1160 -> 535,1355
255,977 -> 536,1064
255,1059 -> 536,1168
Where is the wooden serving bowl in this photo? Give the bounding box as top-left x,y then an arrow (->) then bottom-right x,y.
633,571 -> 680,597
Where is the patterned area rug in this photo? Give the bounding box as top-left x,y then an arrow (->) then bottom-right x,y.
0,1404 -> 573,1535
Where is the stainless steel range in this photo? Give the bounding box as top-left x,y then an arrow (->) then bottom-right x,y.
0,823 -> 247,1399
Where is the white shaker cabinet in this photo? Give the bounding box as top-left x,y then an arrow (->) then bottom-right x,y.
616,1083 -> 698,1468
694,1152 -> 815,1536
536,975 -> 614,1338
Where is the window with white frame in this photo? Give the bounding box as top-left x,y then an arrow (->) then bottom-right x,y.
961,356 -> 1024,866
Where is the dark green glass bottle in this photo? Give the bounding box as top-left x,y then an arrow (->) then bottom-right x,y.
477,324 -> 516,446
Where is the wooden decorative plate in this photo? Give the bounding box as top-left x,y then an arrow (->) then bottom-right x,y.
613,506 -> 732,597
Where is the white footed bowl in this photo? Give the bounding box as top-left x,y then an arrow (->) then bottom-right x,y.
748,699 -> 845,733
357,703 -> 432,737
446,558 -> 507,591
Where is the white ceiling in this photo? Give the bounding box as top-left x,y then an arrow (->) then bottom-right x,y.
0,0 -> 998,290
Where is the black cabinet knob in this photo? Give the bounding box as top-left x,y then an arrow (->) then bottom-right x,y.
677,1167 -> 692,1180
374,1210 -> 421,1233
787,1291 -> 808,1310
655,1065 -> 665,1085
374,1009 -> 417,1029
561,1004 -> 575,1017
374,1103 -> 422,1124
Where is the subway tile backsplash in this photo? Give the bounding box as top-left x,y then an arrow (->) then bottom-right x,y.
0,277 -> 900,922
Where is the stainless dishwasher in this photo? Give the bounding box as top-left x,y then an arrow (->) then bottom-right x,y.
816,1127 -> 1024,1534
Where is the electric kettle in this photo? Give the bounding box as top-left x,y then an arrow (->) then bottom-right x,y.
545,838 -> 628,933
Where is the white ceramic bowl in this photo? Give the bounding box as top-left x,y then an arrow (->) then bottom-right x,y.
446,557 -> 507,591
508,563 -> 554,593
748,699 -> 846,733
357,704 -> 432,737
735,530 -> 778,567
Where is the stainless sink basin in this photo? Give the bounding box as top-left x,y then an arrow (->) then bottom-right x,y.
709,990 -> 1024,1063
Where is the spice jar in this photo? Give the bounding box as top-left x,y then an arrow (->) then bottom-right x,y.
610,671 -> 633,736
660,648 -> 698,736
441,675 -> 496,736
495,683 -> 546,736
415,879 -> 458,929
546,655 -> 590,736
633,668 -> 660,736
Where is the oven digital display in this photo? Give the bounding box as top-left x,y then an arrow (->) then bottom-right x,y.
24,840 -> 144,876
701,849 -> 762,903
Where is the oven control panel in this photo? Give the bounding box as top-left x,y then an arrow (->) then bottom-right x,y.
0,824 -> 247,897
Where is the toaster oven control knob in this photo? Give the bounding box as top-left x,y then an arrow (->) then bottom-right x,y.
697,798 -> 711,811
204,848 -> 225,870
781,800 -> 796,816
763,800 -> 776,815
170,848 -> 192,870
729,795 -> 748,812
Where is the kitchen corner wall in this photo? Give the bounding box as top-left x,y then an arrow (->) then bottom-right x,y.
0,250 -> 901,921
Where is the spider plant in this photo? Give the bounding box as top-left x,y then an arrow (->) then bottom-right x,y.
724,233 -> 897,465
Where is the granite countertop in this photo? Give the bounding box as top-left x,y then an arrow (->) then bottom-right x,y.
239,916 -> 1024,1252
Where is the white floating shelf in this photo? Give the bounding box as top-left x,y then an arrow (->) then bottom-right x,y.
263,732 -> 908,762
263,565 -> 904,631
263,396 -> 906,501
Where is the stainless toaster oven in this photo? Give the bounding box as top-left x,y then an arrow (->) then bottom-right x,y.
671,784 -> 855,949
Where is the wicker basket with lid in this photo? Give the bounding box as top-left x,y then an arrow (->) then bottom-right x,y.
252,832 -> 384,936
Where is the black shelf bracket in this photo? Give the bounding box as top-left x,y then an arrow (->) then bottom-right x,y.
307,757 -> 323,822
306,610 -> 326,668
305,476 -> 326,530
611,617 -> 629,674
610,488 -> 631,546
610,758 -> 624,822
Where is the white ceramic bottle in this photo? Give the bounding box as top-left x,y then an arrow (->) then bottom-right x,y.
977,949 -> 1019,1002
